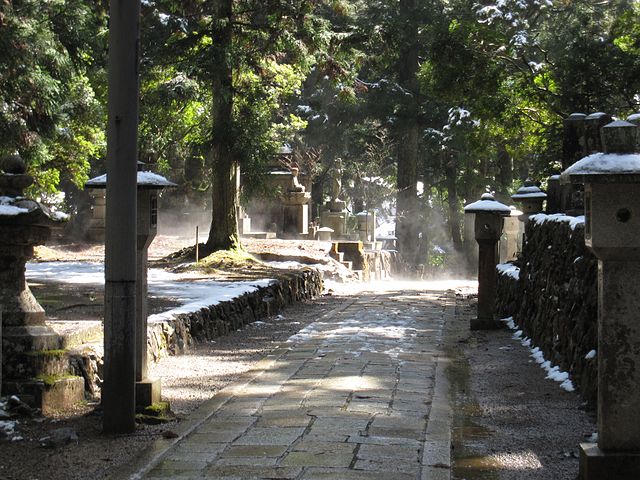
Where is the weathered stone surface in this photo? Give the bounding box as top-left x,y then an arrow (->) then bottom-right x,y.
144,268 -> 323,365
495,217 -> 597,404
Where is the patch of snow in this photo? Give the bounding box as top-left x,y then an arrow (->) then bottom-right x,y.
560,379 -> 575,392
0,420 -> 17,437
504,318 -> 576,393
50,210 -> 70,221
562,152 -> 640,177
585,349 -> 597,360
26,261 -> 275,324
464,197 -> 511,214
497,263 -> 520,280
530,213 -> 585,231
0,204 -> 28,216
501,316 -> 516,329
86,171 -> 176,188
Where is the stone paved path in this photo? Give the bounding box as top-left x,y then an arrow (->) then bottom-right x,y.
115,282 -> 474,480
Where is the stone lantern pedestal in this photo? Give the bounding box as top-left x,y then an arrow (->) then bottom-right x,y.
282,191 -> 311,238
0,156 -> 84,412
563,120 -> 640,479
86,167 -> 175,408
464,193 -> 511,330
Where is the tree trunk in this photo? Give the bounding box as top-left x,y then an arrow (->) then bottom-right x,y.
445,152 -> 463,252
205,0 -> 240,253
395,0 -> 420,268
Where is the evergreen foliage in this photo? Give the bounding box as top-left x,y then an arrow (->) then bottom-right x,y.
1,0 -> 638,267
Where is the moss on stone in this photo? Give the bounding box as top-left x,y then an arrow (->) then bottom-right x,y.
24,349 -> 67,358
34,373 -> 79,387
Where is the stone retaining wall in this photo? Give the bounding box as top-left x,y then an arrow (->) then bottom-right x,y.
72,268 -> 323,398
495,215 -> 598,404
146,267 -> 323,363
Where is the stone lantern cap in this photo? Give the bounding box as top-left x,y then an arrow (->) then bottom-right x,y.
0,155 -> 61,226
464,193 -> 512,215
86,171 -> 177,190
585,112 -> 609,120
511,179 -> 547,201
627,113 -> 640,125
562,120 -> 640,184
567,112 -> 587,121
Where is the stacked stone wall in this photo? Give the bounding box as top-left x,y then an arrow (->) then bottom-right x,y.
495,215 -> 598,404
67,268 -> 323,397
145,268 -> 323,363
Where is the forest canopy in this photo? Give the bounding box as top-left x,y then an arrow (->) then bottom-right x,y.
1,0 -> 638,266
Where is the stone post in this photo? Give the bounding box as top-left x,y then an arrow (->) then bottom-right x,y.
103,0 -> 141,434
464,193 -> 511,330
563,119 -> 640,479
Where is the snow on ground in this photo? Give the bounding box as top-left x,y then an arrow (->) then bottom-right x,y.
501,316 -> 575,392
26,261 -> 275,323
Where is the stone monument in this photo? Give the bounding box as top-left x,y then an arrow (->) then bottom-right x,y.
0,155 -> 84,412
563,120 -> 640,479
321,159 -> 348,237
281,167 -> 311,238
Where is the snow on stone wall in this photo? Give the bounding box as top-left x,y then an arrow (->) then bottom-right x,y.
495,214 -> 598,404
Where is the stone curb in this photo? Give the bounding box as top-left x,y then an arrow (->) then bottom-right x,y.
108,298 -> 355,480
421,355 -> 452,480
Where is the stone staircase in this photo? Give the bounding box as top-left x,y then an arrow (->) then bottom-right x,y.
2,321 -> 102,414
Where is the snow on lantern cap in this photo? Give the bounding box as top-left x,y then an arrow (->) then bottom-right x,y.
85,162 -> 177,190
511,178 -> 547,200
562,120 -> 640,184
464,193 -> 512,215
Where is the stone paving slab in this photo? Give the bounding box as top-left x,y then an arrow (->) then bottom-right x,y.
111,284 -> 471,480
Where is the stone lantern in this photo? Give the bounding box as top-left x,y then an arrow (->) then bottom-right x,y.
562,119 -> 640,479
281,167 -> 311,238
356,211 -> 376,246
464,193 -> 512,330
86,164 -> 175,407
511,179 -> 547,218
0,155 -> 84,410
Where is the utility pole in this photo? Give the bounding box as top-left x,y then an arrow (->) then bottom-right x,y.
103,0 -> 141,434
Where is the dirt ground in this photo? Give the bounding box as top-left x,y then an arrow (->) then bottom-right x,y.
449,322 -> 596,479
